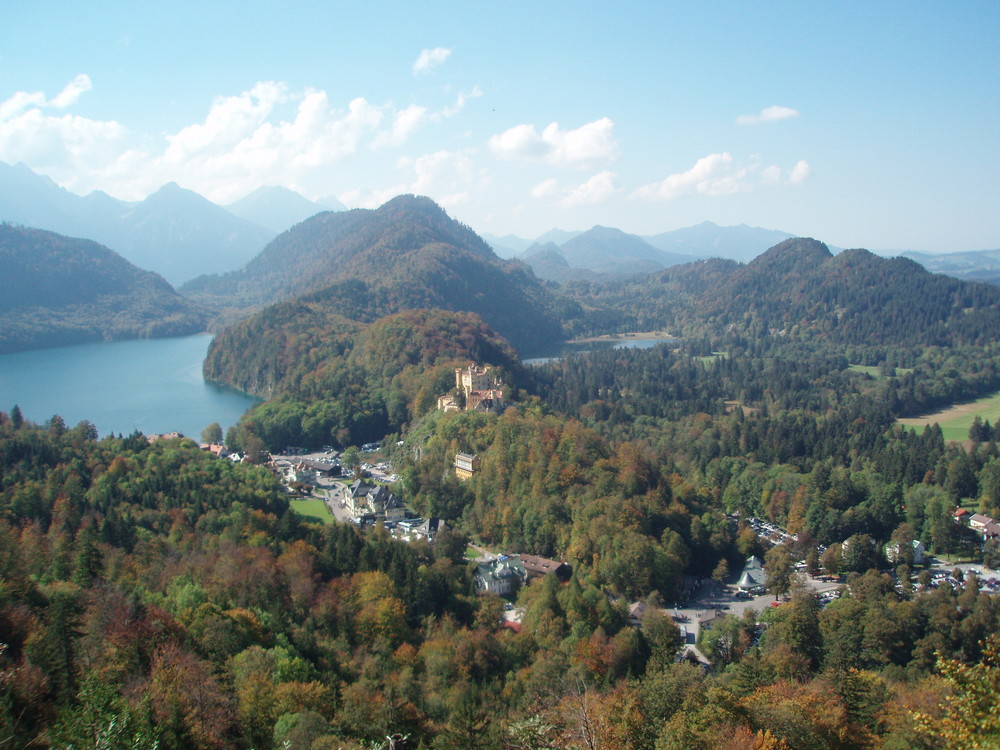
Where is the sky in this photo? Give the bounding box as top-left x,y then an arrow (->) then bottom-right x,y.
1,1 -> 998,252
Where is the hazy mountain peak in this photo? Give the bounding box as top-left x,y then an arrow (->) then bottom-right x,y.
521,241 -> 565,262
226,185 -> 332,233
535,228 -> 584,246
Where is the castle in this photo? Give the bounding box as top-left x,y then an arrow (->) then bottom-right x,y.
437,363 -> 506,413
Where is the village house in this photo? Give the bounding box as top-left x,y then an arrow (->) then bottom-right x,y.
627,601 -> 648,626
969,513 -> 993,533
517,553 -> 572,582
965,512 -> 1000,540
475,555 -> 527,596
396,517 -> 448,543
474,553 -> 571,596
885,538 -> 927,565
454,452 -> 480,480
347,480 -> 405,522
437,363 -> 506,413
201,442 -> 230,458
736,555 -> 767,594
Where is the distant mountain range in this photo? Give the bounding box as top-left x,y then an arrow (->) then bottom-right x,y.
901,249 -> 1000,285
642,221 -> 796,262
0,224 -> 208,353
0,162 -> 336,285
485,221 -> 797,280
225,186 -> 345,234
573,237 -> 1000,347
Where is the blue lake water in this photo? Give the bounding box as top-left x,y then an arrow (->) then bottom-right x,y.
523,336 -> 677,366
0,335 -> 259,439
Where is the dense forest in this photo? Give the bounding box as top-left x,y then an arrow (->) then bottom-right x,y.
0,224 -> 208,354
4,339 -> 1000,747
7,203 -> 1000,747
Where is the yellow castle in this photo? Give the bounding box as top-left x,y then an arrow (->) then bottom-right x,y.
438,363 -> 506,413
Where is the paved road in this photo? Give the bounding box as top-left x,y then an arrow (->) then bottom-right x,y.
318,480 -> 355,523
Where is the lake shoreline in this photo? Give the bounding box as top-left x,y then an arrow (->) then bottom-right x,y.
566,331 -> 676,345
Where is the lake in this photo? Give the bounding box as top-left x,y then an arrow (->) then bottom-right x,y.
0,335 -> 259,440
523,336 -> 678,365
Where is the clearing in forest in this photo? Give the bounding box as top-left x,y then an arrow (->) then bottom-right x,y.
897,390 -> 1000,441
289,497 -> 335,524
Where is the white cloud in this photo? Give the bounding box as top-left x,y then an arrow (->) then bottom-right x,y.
633,153 -> 746,201
164,81 -> 289,162
489,117 -> 618,166
0,78 -> 129,180
633,153 -> 809,202
736,105 -> 800,125
0,74 -> 94,120
761,164 -> 784,185
373,104 -> 429,149
0,74 -> 497,202
153,87 -> 386,201
340,149 -> 479,209
440,85 -> 482,118
560,171 -> 619,207
789,159 -> 811,184
531,178 -> 559,198
48,74 -> 93,108
413,47 -> 452,75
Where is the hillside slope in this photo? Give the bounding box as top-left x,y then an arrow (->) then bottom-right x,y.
185,195 -> 571,354
0,224 -> 208,353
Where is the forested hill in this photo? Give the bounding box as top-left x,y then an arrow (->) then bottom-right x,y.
184,194 -> 499,305
184,194 -> 571,354
208,308 -> 525,449
0,224 -> 208,353
565,237 -> 1000,345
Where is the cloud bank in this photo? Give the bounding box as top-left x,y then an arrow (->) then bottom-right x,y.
633,153 -> 810,201
0,75 -> 480,203
489,118 -> 619,166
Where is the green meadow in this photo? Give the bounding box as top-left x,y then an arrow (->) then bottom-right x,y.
848,364 -> 914,379
289,496 -> 334,524
898,389 -> 1000,442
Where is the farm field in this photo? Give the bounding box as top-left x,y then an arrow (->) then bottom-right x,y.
897,389 -> 1000,441
289,496 -> 334,524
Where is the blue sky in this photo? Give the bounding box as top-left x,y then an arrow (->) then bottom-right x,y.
2,1 -> 997,251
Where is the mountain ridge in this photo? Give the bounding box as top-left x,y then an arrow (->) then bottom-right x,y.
0,224 -> 208,353
0,162 -> 276,285
225,185 -> 341,233
190,195 -> 570,356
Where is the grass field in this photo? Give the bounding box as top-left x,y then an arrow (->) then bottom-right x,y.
898,390 -> 1000,441
696,352 -> 728,365
289,497 -> 334,524
848,364 -> 914,379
